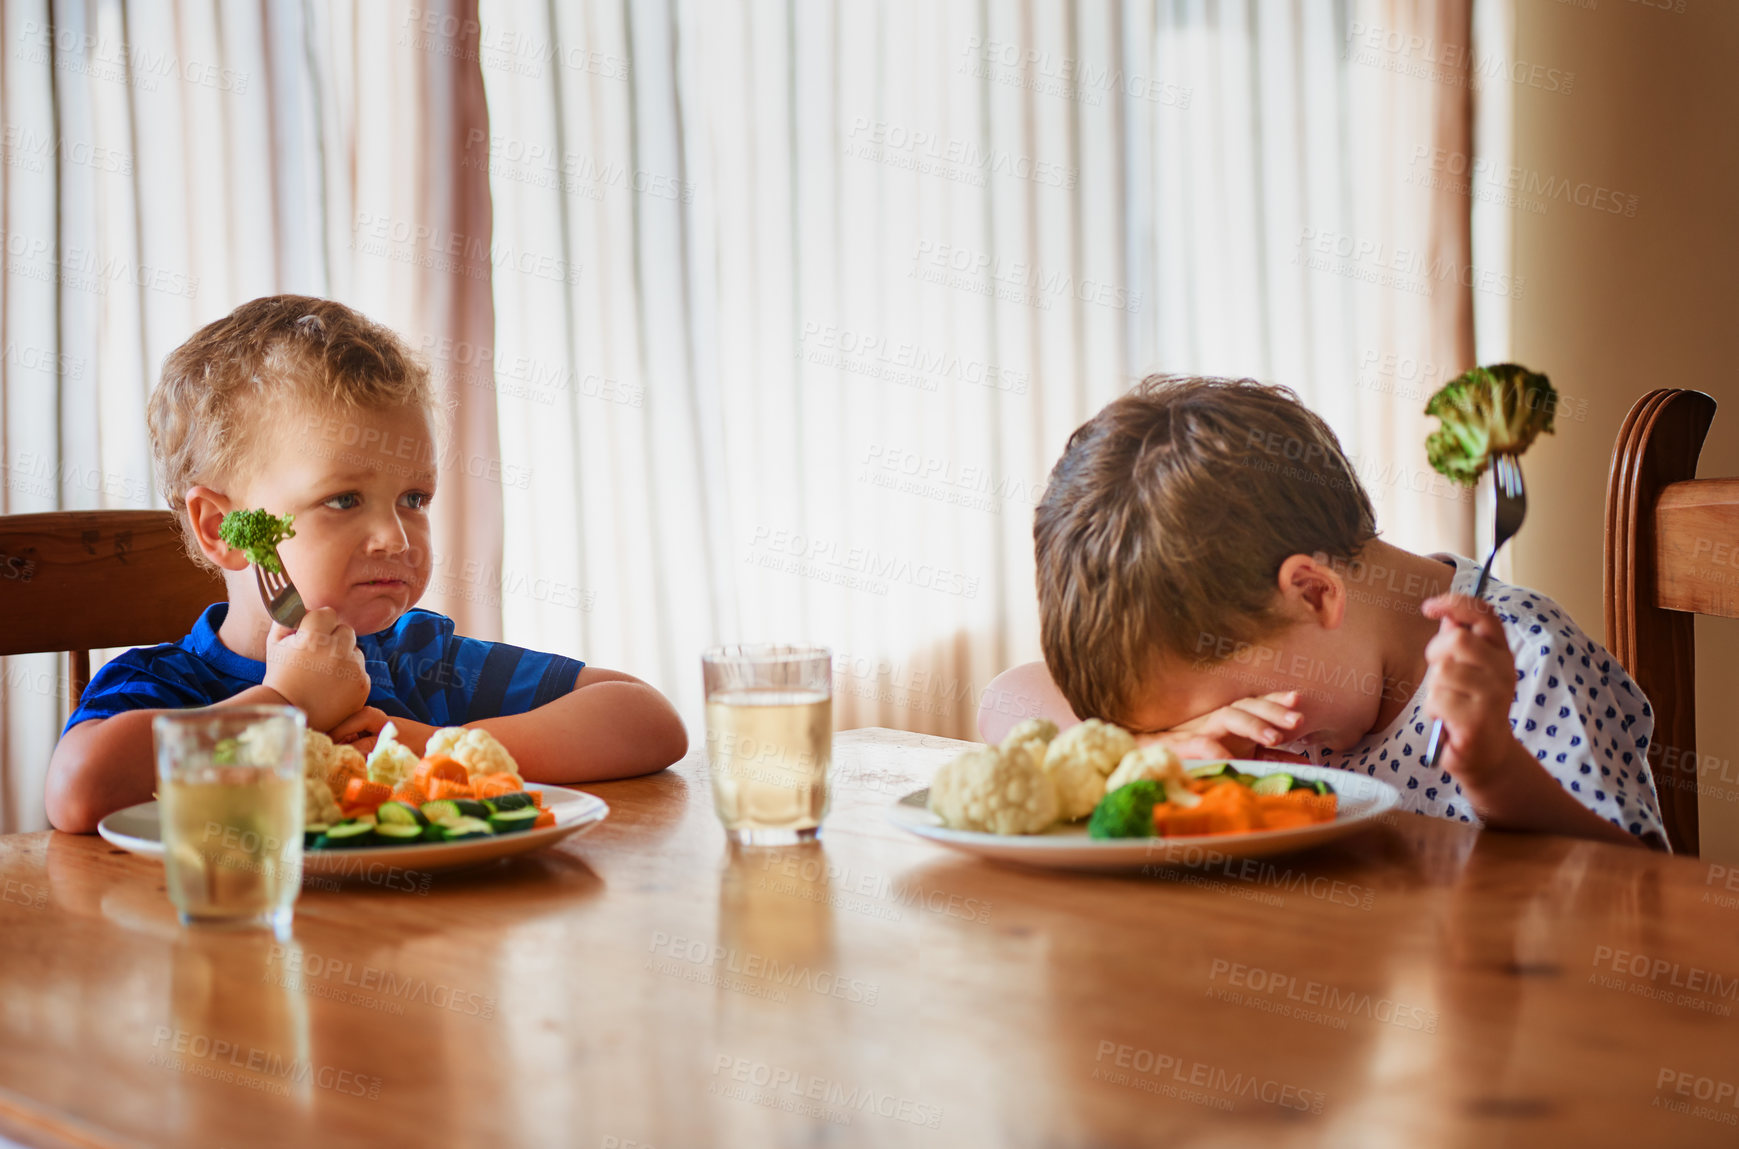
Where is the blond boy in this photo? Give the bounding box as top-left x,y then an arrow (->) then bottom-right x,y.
47,296 -> 686,832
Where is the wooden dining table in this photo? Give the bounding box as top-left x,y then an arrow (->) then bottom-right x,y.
1,726 -> 1736,1148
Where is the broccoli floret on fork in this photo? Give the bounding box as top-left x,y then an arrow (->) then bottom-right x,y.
1424,363 -> 1558,486
217,509 -> 296,573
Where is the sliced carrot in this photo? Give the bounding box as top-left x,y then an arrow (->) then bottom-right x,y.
413,755 -> 468,788
471,772 -> 523,799
391,779 -> 430,808
1254,791 -> 1338,824
532,809 -> 555,830
1153,804 -> 1218,837
526,790 -> 544,808
426,777 -> 475,801
1154,781 -> 1260,837
1255,810 -> 1317,831
1203,781 -> 1258,833
342,777 -> 392,812
326,759 -> 367,796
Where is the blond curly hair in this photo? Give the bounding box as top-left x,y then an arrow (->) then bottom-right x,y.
147,295 -> 435,568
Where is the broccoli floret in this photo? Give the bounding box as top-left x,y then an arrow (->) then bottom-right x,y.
218,508 -> 296,572
1087,780 -> 1163,840
1424,363 -> 1557,485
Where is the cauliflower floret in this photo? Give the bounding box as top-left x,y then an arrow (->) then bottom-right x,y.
927,742 -> 1059,835
302,730 -> 364,787
303,772 -> 343,826
233,719 -> 296,767
299,732 -> 347,823
999,717 -> 1060,757
1106,743 -> 1199,807
425,726 -> 521,779
1040,719 -> 1137,821
366,721 -> 420,787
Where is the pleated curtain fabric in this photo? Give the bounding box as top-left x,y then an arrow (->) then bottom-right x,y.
478,0 -> 1478,738
0,0 -> 500,832
0,0 -> 1477,833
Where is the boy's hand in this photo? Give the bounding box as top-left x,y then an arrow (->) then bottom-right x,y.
327,705 -> 390,756
1135,691 -> 1303,759
325,708 -> 435,758
264,608 -> 370,732
1422,594 -> 1520,800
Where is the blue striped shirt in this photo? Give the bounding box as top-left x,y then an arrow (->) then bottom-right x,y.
64,604 -> 584,733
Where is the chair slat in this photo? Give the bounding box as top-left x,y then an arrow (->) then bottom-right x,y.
1654,479 -> 1739,620
1603,389 -> 1719,856
0,510 -> 224,657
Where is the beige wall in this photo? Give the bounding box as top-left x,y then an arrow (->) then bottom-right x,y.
1508,0 -> 1739,858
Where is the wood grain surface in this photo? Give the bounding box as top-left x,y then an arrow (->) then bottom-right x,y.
1,728 -> 1737,1148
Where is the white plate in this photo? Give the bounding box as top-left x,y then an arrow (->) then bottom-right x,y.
97,782 -> 609,877
886,761 -> 1399,872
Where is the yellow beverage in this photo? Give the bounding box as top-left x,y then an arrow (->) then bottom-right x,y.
160,767 -> 302,926
705,689 -> 832,842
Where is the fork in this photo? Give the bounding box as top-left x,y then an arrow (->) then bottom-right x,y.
1424,452 -> 1528,771
255,551 -> 307,629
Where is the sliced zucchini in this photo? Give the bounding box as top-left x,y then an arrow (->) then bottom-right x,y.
376,800 -> 427,827
451,799 -> 492,820
487,791 -> 536,813
420,799 -> 462,823
1233,772 -> 1260,787
488,807 -> 541,834
1311,779 -> 1335,796
1249,773 -> 1293,796
373,822 -> 424,845
421,823 -> 446,843
1187,762 -> 1235,780
313,821 -> 376,849
436,816 -> 493,842
303,823 -> 331,847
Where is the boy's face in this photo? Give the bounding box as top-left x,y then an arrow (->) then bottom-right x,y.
1124,621 -> 1394,756
229,401 -> 437,636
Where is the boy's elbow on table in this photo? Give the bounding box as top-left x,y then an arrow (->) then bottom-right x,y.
44,726 -> 114,836
44,776 -> 100,836
978,662 -> 1080,744
507,677 -> 688,784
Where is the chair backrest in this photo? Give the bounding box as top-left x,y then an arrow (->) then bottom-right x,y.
0,510 -> 225,709
1603,388 -> 1734,856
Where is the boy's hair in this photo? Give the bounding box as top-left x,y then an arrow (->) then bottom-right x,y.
1035,375 -> 1377,726
147,295 -> 435,568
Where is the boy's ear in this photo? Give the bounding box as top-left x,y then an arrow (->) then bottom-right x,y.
1277,553 -> 1346,629
184,486 -> 250,571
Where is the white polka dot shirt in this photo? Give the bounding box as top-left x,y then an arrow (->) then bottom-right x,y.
1287,553 -> 1667,849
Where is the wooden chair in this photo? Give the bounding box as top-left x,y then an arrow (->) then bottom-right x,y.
0,510 -> 224,710
1603,388 -> 1737,856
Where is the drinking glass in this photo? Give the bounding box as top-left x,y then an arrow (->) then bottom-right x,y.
702,645 -> 834,845
153,706 -> 305,933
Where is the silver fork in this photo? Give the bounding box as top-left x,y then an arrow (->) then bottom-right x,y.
1424,453 -> 1528,770
255,551 -> 307,629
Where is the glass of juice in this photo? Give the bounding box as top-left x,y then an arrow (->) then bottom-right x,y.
153,706 -> 306,934
702,645 -> 833,845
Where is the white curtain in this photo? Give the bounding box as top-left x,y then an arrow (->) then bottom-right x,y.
0,0 -> 500,832
1,0 -> 1481,831
480,0 -> 1477,738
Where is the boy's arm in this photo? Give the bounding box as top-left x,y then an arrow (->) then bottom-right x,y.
47,608 -> 372,834
976,661 -> 1305,759
383,667 -> 688,784
1459,737 -> 1645,846
976,662 -> 1079,743
1424,594 -> 1648,849
46,685 -> 293,834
